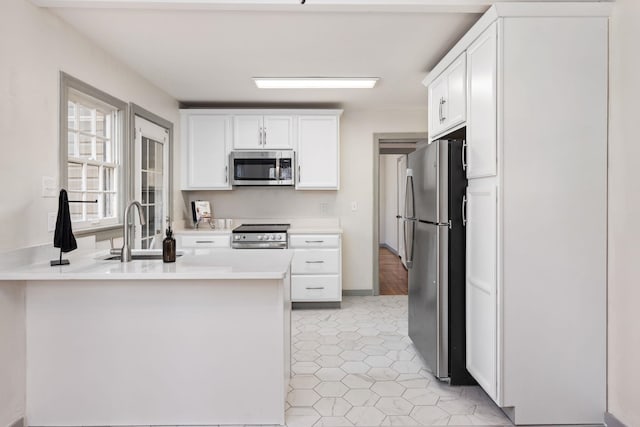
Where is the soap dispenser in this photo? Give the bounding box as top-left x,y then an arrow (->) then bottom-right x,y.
163,220 -> 176,263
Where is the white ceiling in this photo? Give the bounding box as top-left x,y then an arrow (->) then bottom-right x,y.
50,6 -> 481,110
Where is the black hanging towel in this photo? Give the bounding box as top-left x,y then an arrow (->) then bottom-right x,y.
50,189 -> 78,266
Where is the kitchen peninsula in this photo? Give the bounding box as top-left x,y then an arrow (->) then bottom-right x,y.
0,248 -> 293,426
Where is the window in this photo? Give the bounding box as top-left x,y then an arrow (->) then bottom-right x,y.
60,73 -> 127,232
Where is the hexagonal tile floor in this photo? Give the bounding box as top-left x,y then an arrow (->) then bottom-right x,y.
286,296 -> 512,427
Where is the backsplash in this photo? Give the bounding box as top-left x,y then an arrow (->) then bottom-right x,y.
181,188 -> 338,221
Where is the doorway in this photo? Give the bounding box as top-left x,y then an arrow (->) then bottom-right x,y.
373,132 -> 427,296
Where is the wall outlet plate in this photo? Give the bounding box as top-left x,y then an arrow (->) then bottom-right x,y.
351,201 -> 358,211
48,212 -> 57,232
42,176 -> 58,198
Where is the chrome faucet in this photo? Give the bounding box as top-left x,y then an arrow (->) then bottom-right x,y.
121,201 -> 146,263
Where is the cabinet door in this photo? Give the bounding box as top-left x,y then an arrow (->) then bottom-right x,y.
296,116 -> 339,190
184,114 -> 231,189
467,22 -> 498,178
263,116 -> 294,149
233,115 -> 263,149
465,178 -> 497,400
445,54 -> 466,130
428,75 -> 448,139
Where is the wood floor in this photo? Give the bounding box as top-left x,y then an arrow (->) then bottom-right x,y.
379,247 -> 408,295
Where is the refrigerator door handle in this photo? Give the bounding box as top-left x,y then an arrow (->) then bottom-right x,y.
404,218 -> 415,268
405,169 -> 415,220
462,195 -> 467,227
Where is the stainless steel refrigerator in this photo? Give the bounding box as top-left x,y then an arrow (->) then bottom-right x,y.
403,138 -> 474,385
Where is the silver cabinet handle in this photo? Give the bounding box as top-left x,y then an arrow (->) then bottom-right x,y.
225,165 -> 228,183
263,127 -> 267,146
305,260 -> 325,264
438,97 -> 443,123
462,141 -> 467,172
306,286 -> 325,290
258,127 -> 262,145
298,165 -> 301,182
196,240 -> 215,244
305,240 -> 324,243
441,97 -> 447,122
462,195 -> 467,227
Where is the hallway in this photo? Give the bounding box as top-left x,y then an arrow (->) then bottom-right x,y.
379,247 -> 408,296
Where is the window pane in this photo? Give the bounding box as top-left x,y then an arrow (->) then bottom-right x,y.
86,165 -> 99,192
148,138 -> 156,170
67,101 -> 77,130
96,139 -> 105,162
105,193 -> 116,218
68,192 -> 83,221
68,162 -> 83,192
155,142 -> 163,172
96,110 -> 106,137
103,167 -> 114,191
86,198 -> 98,220
79,134 -> 92,159
141,138 -> 148,171
79,105 -> 93,133
67,131 -> 77,157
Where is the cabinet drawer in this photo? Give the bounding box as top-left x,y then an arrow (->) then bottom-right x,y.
179,234 -> 230,248
289,234 -> 340,249
292,249 -> 339,275
292,275 -> 341,302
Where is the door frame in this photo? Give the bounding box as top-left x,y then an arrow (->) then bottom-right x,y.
373,132 -> 428,296
128,104 -> 174,222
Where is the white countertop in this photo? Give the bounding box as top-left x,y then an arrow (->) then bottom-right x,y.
287,227 -> 343,234
0,248 -> 293,281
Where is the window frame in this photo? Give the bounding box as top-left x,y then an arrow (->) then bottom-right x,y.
60,72 -> 128,236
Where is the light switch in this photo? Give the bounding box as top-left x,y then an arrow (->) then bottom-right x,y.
42,176 -> 58,198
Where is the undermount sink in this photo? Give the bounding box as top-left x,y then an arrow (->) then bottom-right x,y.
103,249 -> 183,261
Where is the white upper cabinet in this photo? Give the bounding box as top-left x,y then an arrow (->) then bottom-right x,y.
181,112 -> 231,190
466,22 -> 498,179
428,53 -> 466,140
296,115 -> 340,190
233,115 -> 293,150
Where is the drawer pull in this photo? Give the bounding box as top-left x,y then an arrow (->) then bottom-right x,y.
305,240 -> 325,243
306,286 -> 325,290
305,260 -> 325,264
196,240 -> 215,244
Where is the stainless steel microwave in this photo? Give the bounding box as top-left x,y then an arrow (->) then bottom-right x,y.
230,150 -> 295,186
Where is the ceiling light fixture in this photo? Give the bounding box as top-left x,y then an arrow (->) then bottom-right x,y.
253,77 -> 379,89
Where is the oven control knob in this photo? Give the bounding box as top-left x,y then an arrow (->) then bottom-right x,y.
234,235 -> 240,240
276,234 -> 282,240
258,235 -> 263,240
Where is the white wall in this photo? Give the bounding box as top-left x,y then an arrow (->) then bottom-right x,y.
379,154 -> 402,252
0,1 -> 179,425
608,0 -> 640,425
0,0 -> 179,253
192,109 -> 426,291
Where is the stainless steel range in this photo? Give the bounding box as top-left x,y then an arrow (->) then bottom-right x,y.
231,224 -> 290,249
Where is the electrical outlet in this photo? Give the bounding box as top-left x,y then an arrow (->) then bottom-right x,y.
351,201 -> 358,212
48,212 -> 57,232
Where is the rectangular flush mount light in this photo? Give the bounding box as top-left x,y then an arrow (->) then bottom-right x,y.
253,77 -> 379,89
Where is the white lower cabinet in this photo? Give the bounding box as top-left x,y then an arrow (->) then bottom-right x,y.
177,233 -> 230,249
289,234 -> 342,302
465,178 -> 498,400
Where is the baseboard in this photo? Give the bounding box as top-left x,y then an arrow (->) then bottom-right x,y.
293,302 -> 341,309
605,412 -> 628,427
8,417 -> 24,427
343,289 -> 374,296
379,243 -> 399,256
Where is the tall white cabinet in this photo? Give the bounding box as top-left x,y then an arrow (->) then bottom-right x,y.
424,4 -> 610,425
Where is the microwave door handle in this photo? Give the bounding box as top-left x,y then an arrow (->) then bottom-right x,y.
276,159 -> 281,183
